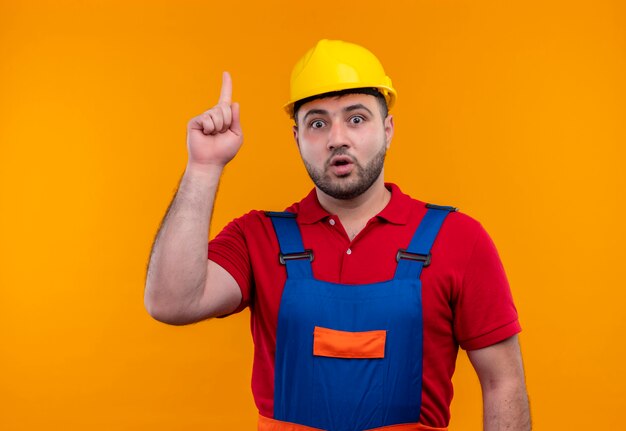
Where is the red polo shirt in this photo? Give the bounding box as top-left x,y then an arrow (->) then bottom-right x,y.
208,183 -> 520,428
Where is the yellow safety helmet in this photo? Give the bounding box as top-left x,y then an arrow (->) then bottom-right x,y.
284,39 -> 397,118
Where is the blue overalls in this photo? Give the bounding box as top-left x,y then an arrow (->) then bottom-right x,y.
264,205 -> 455,431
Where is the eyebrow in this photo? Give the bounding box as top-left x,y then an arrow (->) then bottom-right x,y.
301,104 -> 374,124
302,109 -> 328,124
344,104 -> 373,116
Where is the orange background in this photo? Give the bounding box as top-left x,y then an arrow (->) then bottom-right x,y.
1,1 -> 625,429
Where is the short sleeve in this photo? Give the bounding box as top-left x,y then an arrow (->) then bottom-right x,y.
454,224 -> 521,350
208,216 -> 253,314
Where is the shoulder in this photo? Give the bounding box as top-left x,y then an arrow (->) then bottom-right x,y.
211,209 -> 268,237
228,209 -> 272,227
396,188 -> 496,269
216,190 -> 311,238
394,186 -> 486,244
441,209 -> 486,242
430,206 -> 495,266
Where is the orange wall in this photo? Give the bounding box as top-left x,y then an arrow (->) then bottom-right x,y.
1,1 -> 625,429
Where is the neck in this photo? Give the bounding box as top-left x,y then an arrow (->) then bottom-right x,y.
316,175 -> 391,226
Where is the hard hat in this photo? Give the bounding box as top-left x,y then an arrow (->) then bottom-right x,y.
284,39 -> 397,118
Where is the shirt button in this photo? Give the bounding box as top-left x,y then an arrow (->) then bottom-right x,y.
346,248 -> 352,255
329,218 -> 335,226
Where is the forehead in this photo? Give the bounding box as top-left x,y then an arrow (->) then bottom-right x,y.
298,93 -> 380,117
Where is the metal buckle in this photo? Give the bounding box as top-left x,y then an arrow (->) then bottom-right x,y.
425,203 -> 458,212
265,211 -> 297,218
396,249 -> 431,267
279,250 -> 314,265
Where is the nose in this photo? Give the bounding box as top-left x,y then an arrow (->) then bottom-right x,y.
327,121 -> 350,151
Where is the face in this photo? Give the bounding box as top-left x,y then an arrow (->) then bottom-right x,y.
293,93 -> 394,200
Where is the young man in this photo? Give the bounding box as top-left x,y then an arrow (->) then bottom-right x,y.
145,39 -> 530,431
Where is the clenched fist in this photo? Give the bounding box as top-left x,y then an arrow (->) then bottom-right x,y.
186,71 -> 243,169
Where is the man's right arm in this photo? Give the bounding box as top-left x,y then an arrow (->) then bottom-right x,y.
144,72 -> 243,325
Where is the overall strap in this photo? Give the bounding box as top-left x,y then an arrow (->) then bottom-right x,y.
266,211 -> 314,279
394,204 -> 457,280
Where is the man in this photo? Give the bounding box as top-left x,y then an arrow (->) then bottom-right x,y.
145,39 -> 530,431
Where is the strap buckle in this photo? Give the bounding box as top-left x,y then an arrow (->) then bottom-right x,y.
265,211 -> 297,218
425,203 -> 458,212
279,250 -> 314,265
396,249 -> 431,267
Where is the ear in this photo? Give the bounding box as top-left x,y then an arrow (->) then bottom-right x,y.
292,125 -> 300,148
384,115 -> 394,149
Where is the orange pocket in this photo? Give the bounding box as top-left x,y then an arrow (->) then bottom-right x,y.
313,326 -> 386,359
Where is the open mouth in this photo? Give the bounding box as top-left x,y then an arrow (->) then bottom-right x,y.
328,155 -> 355,176
329,155 -> 354,167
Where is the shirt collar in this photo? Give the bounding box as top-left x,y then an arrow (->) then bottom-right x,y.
296,188 -> 330,224
296,183 -> 412,225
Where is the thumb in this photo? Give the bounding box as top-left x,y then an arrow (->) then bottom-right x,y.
230,102 -> 242,136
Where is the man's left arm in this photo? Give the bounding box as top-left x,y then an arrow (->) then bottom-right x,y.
467,334 -> 531,431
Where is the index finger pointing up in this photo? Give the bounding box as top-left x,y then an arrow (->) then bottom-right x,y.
219,71 -> 232,104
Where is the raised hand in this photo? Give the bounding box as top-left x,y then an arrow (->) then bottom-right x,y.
186,71 -> 243,169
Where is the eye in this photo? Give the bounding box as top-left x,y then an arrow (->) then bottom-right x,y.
349,115 -> 365,125
310,120 -> 326,129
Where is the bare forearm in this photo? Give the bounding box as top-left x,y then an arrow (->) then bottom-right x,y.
467,336 -> 531,431
483,381 -> 531,431
144,164 -> 222,323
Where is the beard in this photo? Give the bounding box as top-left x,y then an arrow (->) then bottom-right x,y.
302,142 -> 387,200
